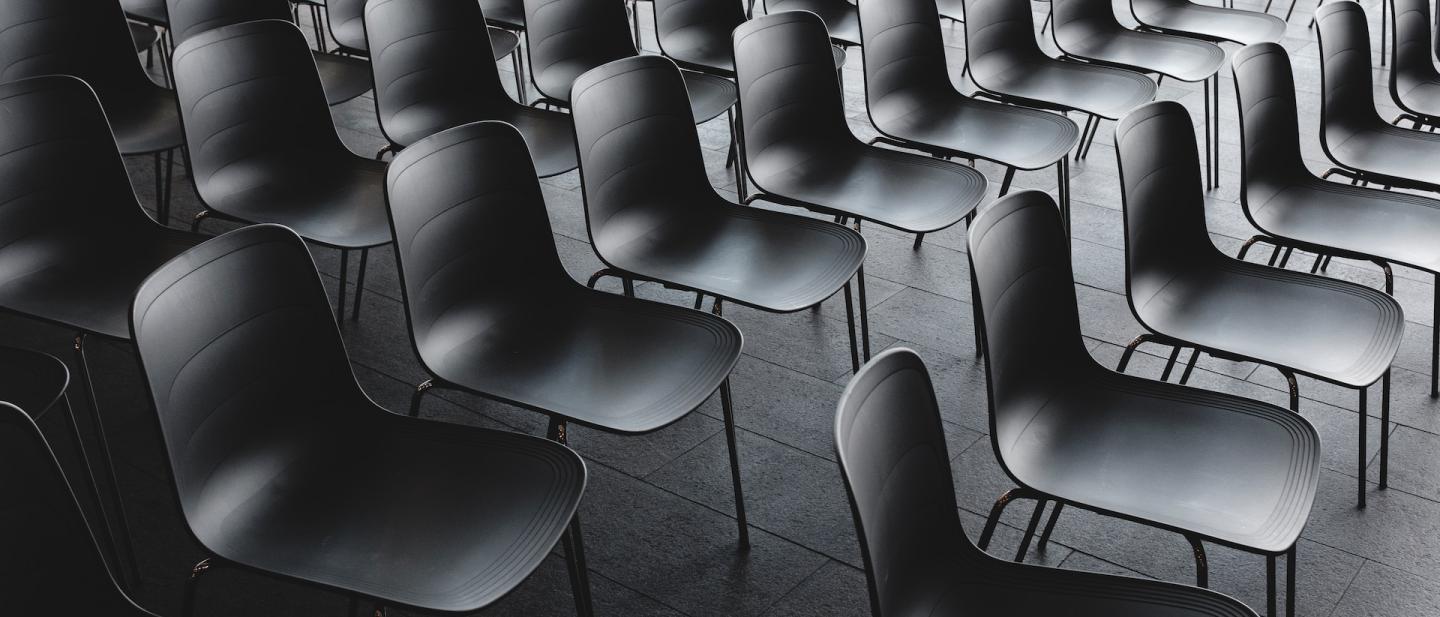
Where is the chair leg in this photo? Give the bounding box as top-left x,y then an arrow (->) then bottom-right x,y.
997,167 -> 1016,197
59,393 -> 126,580
547,417 -> 596,617
976,487 -> 1039,551
1204,78 -> 1213,189
153,152 -> 164,222
1177,349 -> 1201,385
191,209 -> 211,233
1115,333 -> 1155,373
512,36 -> 529,104
1277,246 -> 1294,268
1286,546 -> 1297,617
843,282 -> 860,373
1358,384 -> 1368,508
725,108 -> 738,170
586,268 -> 619,289
73,333 -> 141,590
1186,535 -> 1208,587
183,558 -> 214,617
409,379 -> 433,418
856,264 -> 871,362
336,249 -> 350,323
912,233 -> 925,250
1057,156 -> 1071,234
1285,0 -> 1298,20
1039,11 -> 1051,34
352,248 -> 369,321
968,221 -> 985,359
1159,345 -> 1183,381
1279,368 -> 1299,412
1381,0 -> 1388,66
718,377 -> 751,549
1036,501 -> 1064,551
1236,235 -> 1270,261
1433,274 -> 1438,397
1267,553 -> 1277,617
1380,369 -> 1390,489
1014,499 -> 1047,562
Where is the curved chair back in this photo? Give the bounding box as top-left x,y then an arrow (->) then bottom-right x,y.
1391,0 -> 1435,103
523,0 -> 636,103
1232,43 -> 1312,217
0,0 -> 157,98
0,76 -> 154,265
131,224 -> 362,549
835,348 -> 972,617
733,12 -> 851,167
963,0 -> 1046,86
367,0 -> 511,145
385,122 -> 568,366
1,403 -> 156,615
164,0 -> 292,46
1316,2 -> 1384,145
654,0 -> 744,72
1115,101 -> 1213,313
571,56 -> 715,259
327,0 -> 367,50
856,0 -> 954,105
172,20 -> 342,203
1052,0 -> 1124,47
967,190 -> 1091,444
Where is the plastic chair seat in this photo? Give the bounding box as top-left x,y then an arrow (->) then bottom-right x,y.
870,89 -> 1080,169
1132,1 -> 1286,44
419,289 -> 741,433
106,85 -> 183,155
387,105 -> 576,177
201,157 -> 391,249
1058,28 -> 1224,82
1395,74 -> 1440,120
313,51 -> 373,105
1327,123 -> 1440,188
597,203 -> 866,312
191,411 -> 585,613
0,347 -> 68,421
1135,259 -> 1403,388
1252,179 -> 1440,273
130,21 -> 158,52
766,0 -> 861,45
538,63 -> 735,121
489,27 -> 520,60
974,58 -> 1156,119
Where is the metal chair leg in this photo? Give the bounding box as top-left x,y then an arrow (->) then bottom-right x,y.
1380,369 -> 1390,489
336,248 -> 350,323
856,264 -> 871,362
976,487 -> 1040,551
1159,345 -> 1183,381
1267,553 -> 1277,617
183,558 -> 213,617
191,209 -> 211,233
547,418 -> 596,617
1036,501 -> 1064,551
1286,546 -> 1297,617
74,333 -> 140,589
1014,499 -> 1048,562
1177,349 -> 1201,384
1279,368 -> 1299,412
1187,535 -> 1208,587
712,299 -> 751,548
1115,333 -> 1156,373
1237,235 -> 1270,261
997,167 -> 1016,197
1433,274 -> 1438,397
408,379 -> 433,417
843,282 -> 860,373
352,248 -> 369,321
59,393 -> 126,580
1358,383 -> 1368,508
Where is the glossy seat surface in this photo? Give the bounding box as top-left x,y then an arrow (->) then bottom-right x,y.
965,0 -> 1155,119
573,56 -> 866,313
1236,43 -> 1440,274
858,0 -> 1079,170
0,76 -> 202,340
174,20 -> 391,249
1318,1 -> 1440,190
1131,0 -> 1286,44
386,122 -> 742,433
969,190 -> 1320,555
1391,0 -> 1440,121
0,0 -> 183,155
1054,0 -> 1224,82
735,12 -> 987,233
367,0 -> 576,176
836,349 -> 1260,617
1120,101 -> 1404,388
764,0 -> 861,45
1,404 -> 160,616
0,347 -> 68,421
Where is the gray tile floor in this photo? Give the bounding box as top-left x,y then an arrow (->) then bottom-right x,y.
7,1 -> 1440,615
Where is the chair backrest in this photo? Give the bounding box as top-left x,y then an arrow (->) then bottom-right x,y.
0,403 -> 155,614
963,0 -> 1046,86
0,0 -> 157,98
523,0 -> 637,102
1232,43 -> 1313,213
385,121 -> 570,366
0,75 -> 155,271
835,348 -> 973,617
571,56 -> 716,259
367,0 -> 510,146
856,0 -> 955,107
1052,0 -> 1124,48
326,0 -> 367,49
131,224 -> 363,547
733,12 -> 852,169
967,190 -> 1092,446
1115,101 -> 1214,312
1316,1 -> 1384,141
164,0 -> 293,47
654,0 -> 744,69
1391,0 -> 1436,98
172,20 -> 342,201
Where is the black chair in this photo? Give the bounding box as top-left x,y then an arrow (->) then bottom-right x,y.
1050,0 -> 1225,188
131,21 -> 160,53
1317,3 -> 1440,195
1389,0 -> 1440,129
129,223 -> 591,616
857,0 -> 1079,235
651,0 -> 847,77
1130,0 -> 1286,44
165,0 -> 371,106
366,0 -> 577,176
1116,100 -> 1402,512
173,19 -> 390,322
968,189 -> 1320,617
0,0 -> 183,225
571,55 -> 868,371
963,0 -> 1156,159
386,121 -> 749,561
1234,42 -> 1440,402
734,11 -> 988,362
1,402 -> 162,616
751,0 -> 860,46
0,75 -> 206,589
524,0 -> 737,124
835,348 -> 1262,617
324,0 -> 520,65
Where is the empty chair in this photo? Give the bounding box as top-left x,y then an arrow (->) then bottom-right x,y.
652,0 -> 846,76
835,348 -> 1261,617
130,223 -> 590,615
571,55 -> 868,371
734,11 -> 989,361
964,0 -> 1156,159
165,0 -> 371,106
174,19 -> 389,321
386,121 -> 751,549
969,189 -> 1320,617
324,0 -> 519,63
858,0 -> 1079,232
1116,100 -> 1402,511
0,75 -> 206,589
1130,0 -> 1286,44
1050,0 -> 1225,187
366,0 -> 576,176
524,0 -> 736,124
1,403 -> 162,616
752,0 -> 860,46
1234,43 -> 1440,401
1389,0 -> 1440,129
0,0 -> 184,224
